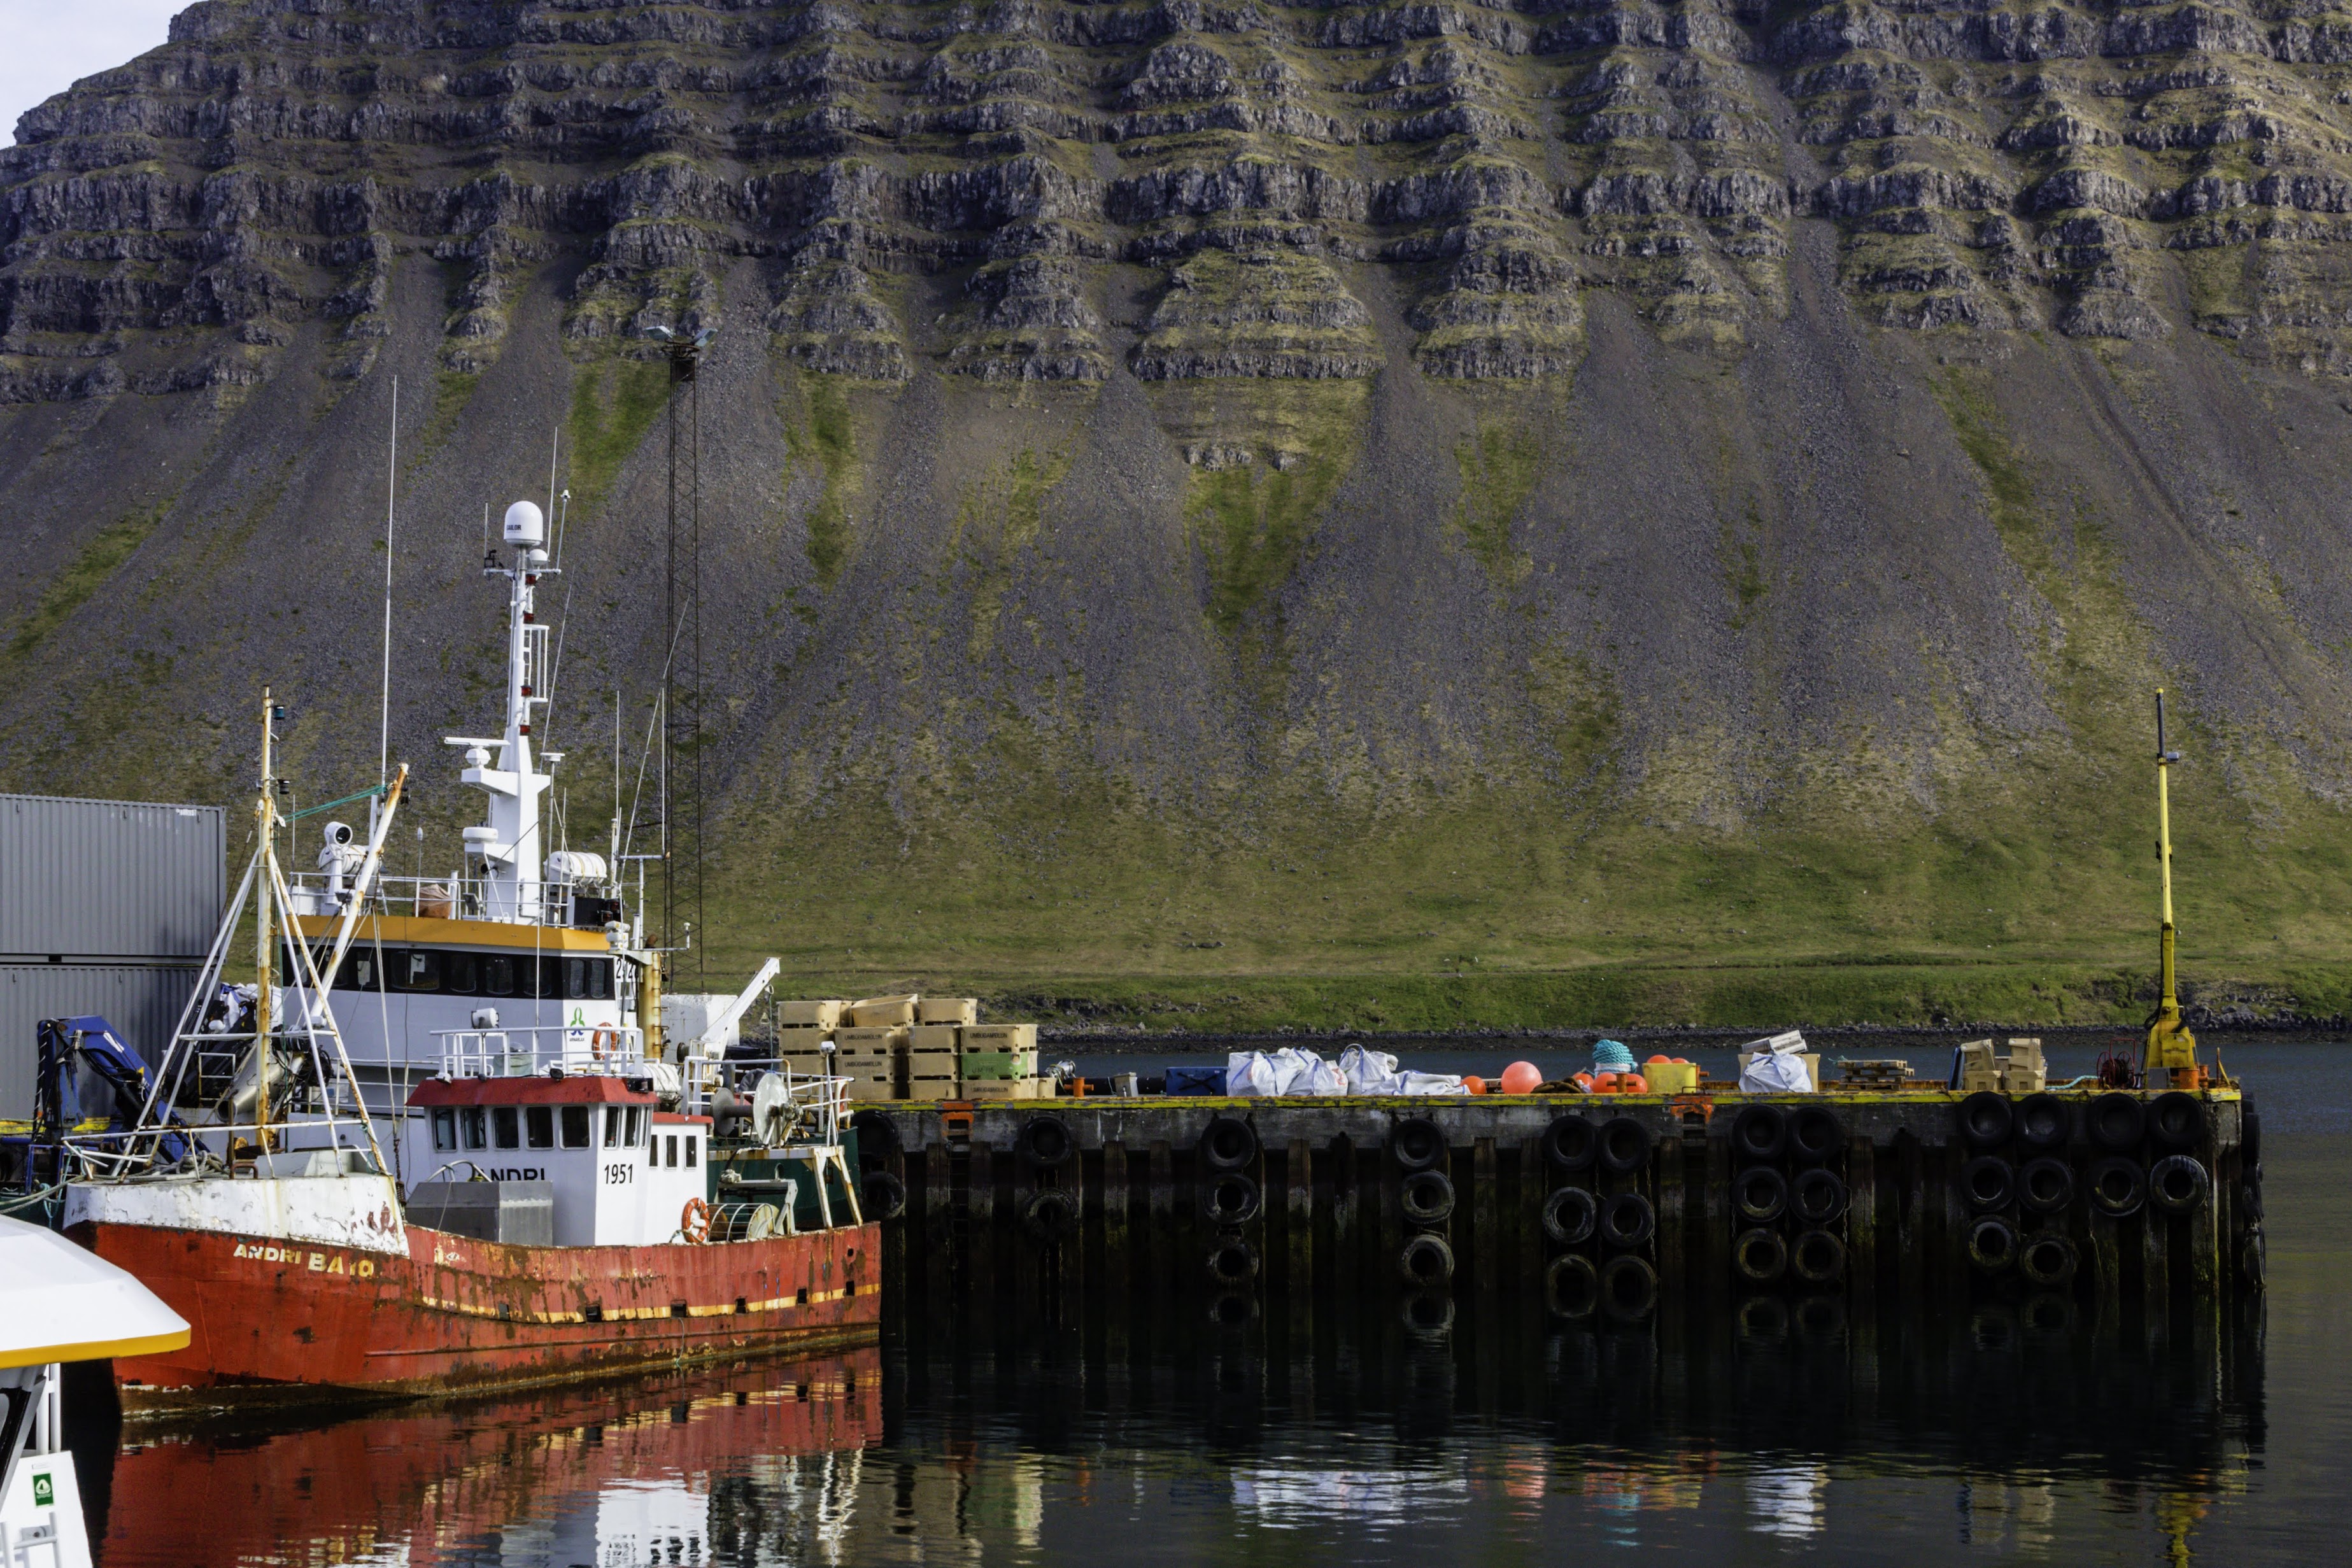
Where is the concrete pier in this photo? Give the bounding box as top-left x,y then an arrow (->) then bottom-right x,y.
858,1088 -> 2260,1327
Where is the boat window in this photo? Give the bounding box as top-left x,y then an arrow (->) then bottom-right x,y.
560,1105 -> 590,1148
565,957 -> 586,999
526,1106 -> 554,1149
592,959 -> 613,999
665,1133 -> 678,1168
444,952 -> 479,994
485,956 -> 516,997
684,1134 -> 697,1168
395,949 -> 441,992
431,1109 -> 456,1151
460,1107 -> 486,1150
492,1106 -> 520,1150
343,950 -> 386,991
625,1106 -> 644,1145
604,1106 -> 621,1148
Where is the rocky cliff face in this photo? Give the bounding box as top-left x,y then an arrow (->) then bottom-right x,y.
6,0 -> 2352,991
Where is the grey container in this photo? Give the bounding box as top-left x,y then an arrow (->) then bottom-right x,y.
0,961 -> 202,1119
1,793 -> 225,961
406,1180 -> 555,1246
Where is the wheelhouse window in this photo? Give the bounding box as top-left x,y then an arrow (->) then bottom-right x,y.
561,957 -> 613,1000
625,1106 -> 645,1146
664,1133 -> 678,1168
340,949 -> 387,991
525,1106 -> 554,1149
459,1107 -> 486,1150
603,1106 -> 622,1148
395,949 -> 441,992
486,956 -> 516,997
444,952 -> 480,994
492,1106 -> 520,1150
684,1134 -> 697,1168
560,1105 -> 590,1148
430,1110 -> 456,1151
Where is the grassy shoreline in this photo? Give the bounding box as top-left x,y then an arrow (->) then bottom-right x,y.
731,960 -> 2352,1036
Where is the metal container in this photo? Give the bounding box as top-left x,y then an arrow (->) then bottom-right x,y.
1,794 -> 224,960
0,961 -> 201,1119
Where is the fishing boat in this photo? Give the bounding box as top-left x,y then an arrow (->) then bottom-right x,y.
55,500 -> 877,1411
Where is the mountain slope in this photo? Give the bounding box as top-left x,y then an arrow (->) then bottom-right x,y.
6,0 -> 2352,1024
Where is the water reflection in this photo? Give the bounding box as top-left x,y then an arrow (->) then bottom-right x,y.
94,1124 -> 2352,1566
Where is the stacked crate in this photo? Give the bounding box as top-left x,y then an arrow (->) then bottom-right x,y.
905,1024 -> 961,1099
835,993 -> 911,1103
1955,1038 -> 2045,1094
958,1022 -> 1042,1101
775,999 -> 844,1078
754,993 -> 1049,1101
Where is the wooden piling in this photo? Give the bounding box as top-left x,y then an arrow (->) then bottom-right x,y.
1472,1138 -> 1498,1306
1287,1138 -> 1314,1332
1847,1138 -> 1876,1312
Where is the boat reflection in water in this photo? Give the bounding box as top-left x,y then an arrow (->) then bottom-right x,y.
92,1352 -> 879,1568
87,1290 -> 2270,1567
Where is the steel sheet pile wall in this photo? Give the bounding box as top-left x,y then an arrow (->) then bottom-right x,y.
860,1089 -> 2259,1337
0,793 -> 223,1117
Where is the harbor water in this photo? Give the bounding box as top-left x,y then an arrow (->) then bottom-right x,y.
81,1040 -> 2352,1565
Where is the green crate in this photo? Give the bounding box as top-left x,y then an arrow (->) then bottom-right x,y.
958,1049 -> 1037,1080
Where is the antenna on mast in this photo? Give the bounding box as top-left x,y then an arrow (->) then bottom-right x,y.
657,322 -> 710,983
375,377 -> 397,838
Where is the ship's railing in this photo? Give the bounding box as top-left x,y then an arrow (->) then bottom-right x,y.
60,1112 -> 385,1180
434,1024 -> 651,1080
684,1054 -> 850,1146
283,870 -> 623,928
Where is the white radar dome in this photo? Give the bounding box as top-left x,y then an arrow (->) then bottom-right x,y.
502,499 -> 546,547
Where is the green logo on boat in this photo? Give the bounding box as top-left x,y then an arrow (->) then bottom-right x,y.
31,1472 -> 53,1506
570,1007 -> 586,1028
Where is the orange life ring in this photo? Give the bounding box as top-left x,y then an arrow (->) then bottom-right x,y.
590,1026 -> 620,1061
681,1196 -> 711,1244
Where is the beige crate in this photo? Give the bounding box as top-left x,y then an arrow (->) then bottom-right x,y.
837,1024 -> 908,1055
844,1075 -> 898,1103
961,1077 -> 1047,1101
775,1025 -> 833,1054
1960,1068 -> 2003,1094
850,994 -> 919,1028
778,999 -> 847,1029
917,997 -> 979,1026
905,1077 -> 959,1102
962,1023 -> 1037,1052
775,1053 -> 834,1078
908,1024 -> 962,1053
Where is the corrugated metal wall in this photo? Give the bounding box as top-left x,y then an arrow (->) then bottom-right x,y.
0,963 -> 201,1119
0,793 -> 225,959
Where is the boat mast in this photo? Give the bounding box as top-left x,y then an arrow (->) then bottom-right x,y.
455,502 -> 556,921
255,689 -> 278,1152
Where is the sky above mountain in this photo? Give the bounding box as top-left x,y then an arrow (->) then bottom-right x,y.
1,0 -> 180,146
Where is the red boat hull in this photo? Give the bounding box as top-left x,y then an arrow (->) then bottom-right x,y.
72,1218 -> 881,1409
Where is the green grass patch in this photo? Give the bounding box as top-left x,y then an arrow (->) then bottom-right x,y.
783,371 -> 861,588
1453,417 -> 1541,584
9,503 -> 165,658
567,356 -> 670,520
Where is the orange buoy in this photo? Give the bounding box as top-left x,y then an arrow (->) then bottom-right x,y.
1594,1071 -> 1619,1093
1572,1071 -> 1596,1092
1500,1061 -> 1543,1095
1622,1071 -> 1649,1094
1464,1075 -> 1487,1095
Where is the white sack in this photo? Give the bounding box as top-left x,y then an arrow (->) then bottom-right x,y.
1340,1045 -> 1402,1094
1739,1051 -> 1814,1094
